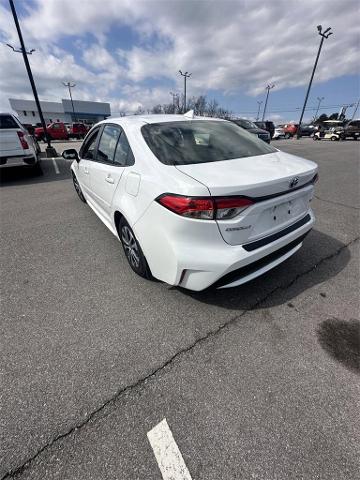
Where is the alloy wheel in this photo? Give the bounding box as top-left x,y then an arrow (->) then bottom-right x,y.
121,225 -> 140,269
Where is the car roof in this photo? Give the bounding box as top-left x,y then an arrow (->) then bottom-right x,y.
103,114 -> 228,127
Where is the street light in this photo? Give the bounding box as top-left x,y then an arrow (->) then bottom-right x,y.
314,96 -> 324,121
179,70 -> 191,113
7,0 -> 57,157
62,81 -> 76,121
297,25 -> 333,138
262,84 -> 275,121
256,101 -> 263,121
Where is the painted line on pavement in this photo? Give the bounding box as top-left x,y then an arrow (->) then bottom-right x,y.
147,418 -> 193,480
52,158 -> 60,174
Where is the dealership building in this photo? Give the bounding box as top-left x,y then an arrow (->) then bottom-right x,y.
9,98 -> 111,125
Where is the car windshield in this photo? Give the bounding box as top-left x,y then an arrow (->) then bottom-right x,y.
141,120 -> 276,166
232,119 -> 257,130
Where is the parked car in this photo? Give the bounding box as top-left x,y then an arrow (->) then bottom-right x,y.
0,113 -> 41,169
273,125 -> 286,139
35,122 -> 69,141
63,114 -> 317,291
231,118 -> 270,143
337,119 -> 360,140
65,122 -> 89,139
282,123 -> 298,138
254,121 -> 275,139
299,124 -> 316,137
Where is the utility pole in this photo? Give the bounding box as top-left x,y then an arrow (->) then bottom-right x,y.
62,82 -> 76,121
314,96 -> 324,122
179,71 -> 191,113
262,84 -> 275,121
297,25 -> 333,138
8,0 -> 56,156
256,101 -> 263,121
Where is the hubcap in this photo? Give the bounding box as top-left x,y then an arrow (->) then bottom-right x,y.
121,226 -> 140,269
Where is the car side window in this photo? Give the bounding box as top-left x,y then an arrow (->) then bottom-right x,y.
114,131 -> 135,166
96,125 -> 121,164
80,128 -> 100,160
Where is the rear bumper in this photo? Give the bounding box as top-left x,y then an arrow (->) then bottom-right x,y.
0,154 -> 38,167
134,201 -> 315,291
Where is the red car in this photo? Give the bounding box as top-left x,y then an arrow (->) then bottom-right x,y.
66,123 -> 88,139
282,123 -> 299,138
35,122 -> 68,141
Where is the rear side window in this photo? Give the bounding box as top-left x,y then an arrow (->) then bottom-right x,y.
142,120 -> 276,166
96,125 -> 121,163
114,132 -> 135,166
0,115 -> 19,129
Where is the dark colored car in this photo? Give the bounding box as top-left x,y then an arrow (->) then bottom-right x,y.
298,124 -> 316,137
254,121 -> 275,139
231,119 -> 270,143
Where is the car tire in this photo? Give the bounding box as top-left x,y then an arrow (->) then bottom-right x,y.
331,136 -> 338,141
313,135 -> 318,141
118,217 -> 153,280
72,172 -> 86,203
284,133 -> 291,139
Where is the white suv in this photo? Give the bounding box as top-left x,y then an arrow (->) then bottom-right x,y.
63,114 -> 317,291
0,113 -> 40,169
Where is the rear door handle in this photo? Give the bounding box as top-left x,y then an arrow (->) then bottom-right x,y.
105,175 -> 114,184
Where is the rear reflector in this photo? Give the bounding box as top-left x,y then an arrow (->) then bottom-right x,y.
17,131 -> 29,150
156,194 -> 253,220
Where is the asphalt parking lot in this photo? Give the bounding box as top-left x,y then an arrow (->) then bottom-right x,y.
0,138 -> 359,479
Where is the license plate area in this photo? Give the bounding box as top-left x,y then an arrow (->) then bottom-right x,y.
250,194 -> 309,238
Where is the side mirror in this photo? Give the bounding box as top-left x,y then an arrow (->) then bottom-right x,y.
62,148 -> 80,162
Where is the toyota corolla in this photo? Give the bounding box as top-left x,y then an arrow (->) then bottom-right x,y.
62,113 -> 317,291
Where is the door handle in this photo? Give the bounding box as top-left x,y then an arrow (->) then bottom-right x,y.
105,175 -> 114,184
84,167 -> 89,174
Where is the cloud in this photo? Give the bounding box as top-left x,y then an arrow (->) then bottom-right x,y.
1,0 -> 359,113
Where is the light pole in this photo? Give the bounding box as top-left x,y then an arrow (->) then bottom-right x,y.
314,96 -> 324,122
8,0 -> 56,156
179,70 -> 191,113
297,25 -> 333,138
62,82 -> 76,121
256,101 -> 263,121
262,84 -> 275,121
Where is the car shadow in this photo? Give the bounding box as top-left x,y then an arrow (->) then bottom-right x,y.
317,318 -> 360,374
0,157 -> 71,187
179,229 -> 351,310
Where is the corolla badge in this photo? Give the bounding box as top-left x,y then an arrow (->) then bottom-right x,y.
289,177 -> 299,188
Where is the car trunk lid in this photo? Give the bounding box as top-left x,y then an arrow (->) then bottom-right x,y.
175,151 -> 317,245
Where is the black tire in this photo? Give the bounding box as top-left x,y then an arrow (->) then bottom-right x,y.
118,217 -> 152,279
72,172 -> 86,203
330,136 -> 338,142
284,132 -> 291,139
313,135 -> 318,141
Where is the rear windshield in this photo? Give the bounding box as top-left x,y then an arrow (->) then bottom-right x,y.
232,119 -> 257,130
141,120 -> 276,166
0,115 -> 18,129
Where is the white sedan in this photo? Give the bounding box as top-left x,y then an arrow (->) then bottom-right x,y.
63,113 -> 317,291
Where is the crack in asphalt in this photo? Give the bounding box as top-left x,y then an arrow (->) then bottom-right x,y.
314,195 -> 360,210
2,235 -> 359,479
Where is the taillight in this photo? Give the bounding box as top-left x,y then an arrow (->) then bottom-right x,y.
157,195 -> 214,219
17,131 -> 29,150
214,197 -> 254,219
312,173 -> 319,184
156,194 -> 253,220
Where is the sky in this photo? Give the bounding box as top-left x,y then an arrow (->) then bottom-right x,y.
0,0 -> 359,123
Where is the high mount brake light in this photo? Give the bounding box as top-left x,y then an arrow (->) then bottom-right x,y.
157,194 -> 253,220
17,131 -> 29,150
